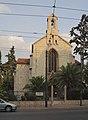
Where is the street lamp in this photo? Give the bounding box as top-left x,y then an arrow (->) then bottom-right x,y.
45,50 -> 48,107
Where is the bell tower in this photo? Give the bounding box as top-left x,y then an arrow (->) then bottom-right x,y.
46,0 -> 58,36
47,13 -> 59,36
46,13 -> 59,46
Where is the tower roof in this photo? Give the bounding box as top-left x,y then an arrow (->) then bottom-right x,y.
48,13 -> 58,19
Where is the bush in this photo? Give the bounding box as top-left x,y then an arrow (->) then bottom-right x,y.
24,92 -> 36,101
21,96 -> 26,101
67,89 -> 80,100
83,89 -> 88,99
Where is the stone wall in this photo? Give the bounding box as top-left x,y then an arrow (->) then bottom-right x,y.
14,64 -> 30,96
12,100 -> 88,109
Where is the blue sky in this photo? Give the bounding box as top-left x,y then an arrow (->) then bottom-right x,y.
0,0 -> 88,62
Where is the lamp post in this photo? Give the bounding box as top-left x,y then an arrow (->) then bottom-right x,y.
45,50 -> 48,107
80,46 -> 85,106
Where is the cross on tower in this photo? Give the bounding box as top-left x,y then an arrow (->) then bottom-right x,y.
52,0 -> 56,14
51,0 -> 57,28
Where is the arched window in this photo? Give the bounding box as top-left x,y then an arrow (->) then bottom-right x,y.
48,49 -> 57,72
51,19 -> 54,28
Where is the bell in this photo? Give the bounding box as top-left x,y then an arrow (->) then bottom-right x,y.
51,19 -> 54,27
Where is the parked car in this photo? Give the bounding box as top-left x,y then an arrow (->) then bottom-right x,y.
0,98 -> 17,112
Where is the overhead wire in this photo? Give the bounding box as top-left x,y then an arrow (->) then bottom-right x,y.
0,46 -> 30,52
0,30 -> 44,35
0,2 -> 88,12
0,1 -> 86,21
0,34 -> 41,39
0,1 -> 79,41
0,12 -> 80,21
0,1 -> 85,53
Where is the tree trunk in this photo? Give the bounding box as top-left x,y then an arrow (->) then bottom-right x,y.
64,85 -> 67,103
51,84 -> 53,106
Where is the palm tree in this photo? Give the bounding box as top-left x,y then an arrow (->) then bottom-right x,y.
53,63 -> 81,101
24,76 -> 45,93
48,71 -> 57,105
23,76 -> 45,100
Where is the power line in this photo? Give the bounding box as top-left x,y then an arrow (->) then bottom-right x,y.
0,33 -> 71,39
0,13 -> 80,21
0,30 -> 70,39
0,2 -> 88,12
0,13 -> 47,17
56,6 -> 88,12
0,2 -> 52,8
0,34 -> 41,39
0,30 -> 44,35
0,46 -> 30,52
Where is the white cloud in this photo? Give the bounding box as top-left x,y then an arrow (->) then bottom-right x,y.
0,4 -> 11,13
61,33 -> 71,42
0,36 -> 29,49
0,36 -> 31,63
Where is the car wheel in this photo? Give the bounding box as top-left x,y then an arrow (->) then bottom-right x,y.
5,106 -> 12,112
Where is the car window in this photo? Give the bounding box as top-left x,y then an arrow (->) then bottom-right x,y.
0,100 -> 4,103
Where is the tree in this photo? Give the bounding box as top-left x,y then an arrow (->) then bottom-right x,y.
24,76 -> 45,93
53,63 -> 81,101
0,85 -> 7,98
0,51 -> 3,85
84,62 -> 88,85
0,51 -> 1,64
0,47 -> 16,100
5,46 -> 16,68
23,76 -> 45,100
70,14 -> 88,105
70,14 -> 88,60
2,46 -> 16,99
48,71 -> 57,104
5,46 -> 16,89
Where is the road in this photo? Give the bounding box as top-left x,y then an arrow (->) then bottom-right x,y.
0,108 -> 88,120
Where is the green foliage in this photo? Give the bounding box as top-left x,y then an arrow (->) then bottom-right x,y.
24,76 -> 45,92
5,46 -> 16,65
70,14 -> 88,59
53,63 -> 81,90
0,46 -> 16,99
0,51 -> 1,64
0,85 -> 7,98
24,92 -> 36,101
50,63 -> 87,99
84,62 -> 88,85
23,76 -> 45,101
68,89 -> 80,100
70,14 -> 88,101
48,71 -> 57,85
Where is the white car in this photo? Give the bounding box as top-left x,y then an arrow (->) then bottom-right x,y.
0,98 -> 17,112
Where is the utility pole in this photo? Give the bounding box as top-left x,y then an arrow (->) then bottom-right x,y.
80,36 -> 85,106
45,50 -> 48,107
45,0 -> 57,107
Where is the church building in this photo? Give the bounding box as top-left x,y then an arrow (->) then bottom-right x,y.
14,13 -> 75,97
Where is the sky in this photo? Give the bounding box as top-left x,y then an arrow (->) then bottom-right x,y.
0,0 -> 88,63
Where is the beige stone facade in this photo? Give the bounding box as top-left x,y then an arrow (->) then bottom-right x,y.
14,13 -> 75,95
14,58 -> 30,97
30,13 -> 74,78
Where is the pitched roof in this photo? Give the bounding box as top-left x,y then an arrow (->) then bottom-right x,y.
32,35 -> 72,48
17,58 -> 30,64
